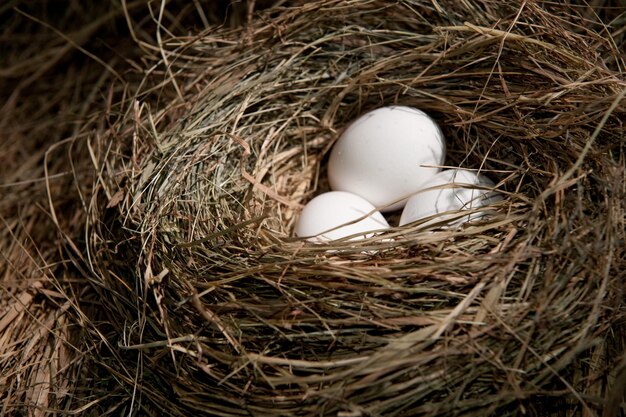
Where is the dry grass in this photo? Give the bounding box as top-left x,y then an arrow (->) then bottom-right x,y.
85,1 -> 626,416
1,1 -> 626,416
0,1 -> 274,415
0,2 -> 122,414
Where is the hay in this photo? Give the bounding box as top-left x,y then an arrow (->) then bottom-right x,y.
0,1 -> 132,414
0,1 -> 252,414
2,0 -> 625,416
85,1 -> 626,416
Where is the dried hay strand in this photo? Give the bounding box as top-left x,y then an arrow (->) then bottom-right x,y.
0,1 -> 155,414
86,1 -> 626,416
0,2 -> 129,413
1,2 -> 287,415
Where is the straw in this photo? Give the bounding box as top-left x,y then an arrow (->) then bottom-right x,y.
2,1 -> 625,416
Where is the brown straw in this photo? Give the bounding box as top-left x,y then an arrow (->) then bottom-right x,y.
2,1 -> 625,416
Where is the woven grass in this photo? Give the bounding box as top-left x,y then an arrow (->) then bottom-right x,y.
0,1 -> 265,415
2,0 -> 626,416
84,1 -> 626,416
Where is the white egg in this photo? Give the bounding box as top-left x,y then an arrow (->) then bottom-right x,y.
295,191 -> 390,242
399,169 -> 501,227
328,106 -> 445,212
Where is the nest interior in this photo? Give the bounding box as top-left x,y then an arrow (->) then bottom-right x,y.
83,1 -> 626,416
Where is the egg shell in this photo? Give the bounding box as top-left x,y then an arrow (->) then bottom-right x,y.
328,106 -> 445,212
399,169 -> 501,227
295,191 -> 390,242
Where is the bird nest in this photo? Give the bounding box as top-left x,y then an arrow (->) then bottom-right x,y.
89,1 -> 626,416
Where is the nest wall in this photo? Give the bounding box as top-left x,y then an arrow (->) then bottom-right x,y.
46,1 -> 626,416
0,1 -> 279,414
